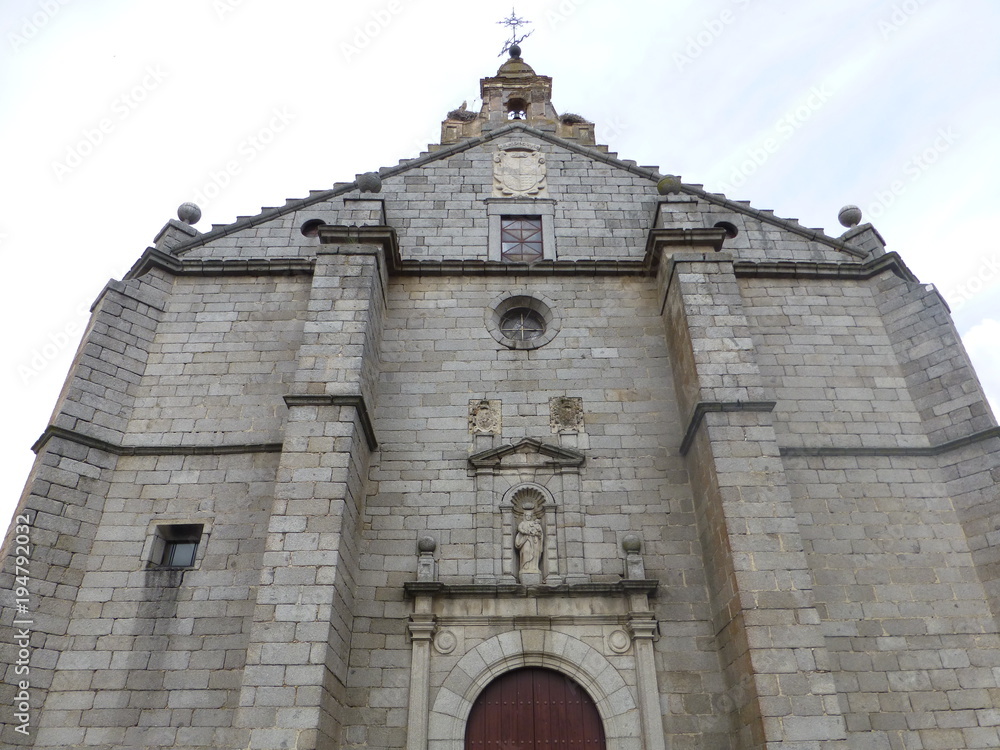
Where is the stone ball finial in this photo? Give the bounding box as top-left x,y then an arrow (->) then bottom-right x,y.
622,534 -> 642,553
509,43 -> 521,58
417,535 -> 437,553
657,175 -> 682,195
838,204 -> 863,228
177,202 -> 201,225
356,172 -> 382,194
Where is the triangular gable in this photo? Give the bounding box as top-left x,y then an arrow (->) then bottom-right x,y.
166,121 -> 867,260
468,437 -> 585,471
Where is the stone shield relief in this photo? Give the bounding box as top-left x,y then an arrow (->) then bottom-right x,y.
493,143 -> 547,198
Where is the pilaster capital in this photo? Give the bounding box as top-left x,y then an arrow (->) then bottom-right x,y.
627,614 -> 658,641
316,225 -> 401,270
408,614 -> 437,641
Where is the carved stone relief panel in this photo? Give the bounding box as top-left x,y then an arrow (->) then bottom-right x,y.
469,399 -> 502,435
550,396 -> 584,433
492,142 -> 547,198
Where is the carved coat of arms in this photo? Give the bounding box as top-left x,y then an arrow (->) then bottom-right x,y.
493,143 -> 547,198
469,399 -> 501,435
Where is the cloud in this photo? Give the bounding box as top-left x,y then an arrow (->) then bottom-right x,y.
962,319 -> 1000,418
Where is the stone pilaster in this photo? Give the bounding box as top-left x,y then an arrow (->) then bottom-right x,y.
233,233 -> 388,750
558,470 -> 586,584
627,596 -> 666,750
473,470 -> 499,584
661,253 -> 846,749
405,594 -> 436,750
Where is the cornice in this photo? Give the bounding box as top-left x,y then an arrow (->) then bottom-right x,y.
283,393 -> 378,451
403,579 -> 658,599
732,251 -> 917,282
121,246 -> 918,284
126,247 -> 315,280
679,401 -> 778,456
468,437 -> 585,470
392,258 -> 648,276
32,425 -> 282,456
780,426 -> 1000,458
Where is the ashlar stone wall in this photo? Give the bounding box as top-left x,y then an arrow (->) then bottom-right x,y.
34,451 -> 277,749
125,274 -> 309,447
344,273 -> 731,750
742,275 -> 927,451
786,455 -> 1000,749
3,110 -> 999,750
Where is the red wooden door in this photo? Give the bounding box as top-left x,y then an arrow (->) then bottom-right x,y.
466,667 -> 606,750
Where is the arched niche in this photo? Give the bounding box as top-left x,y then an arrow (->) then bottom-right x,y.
501,483 -> 559,584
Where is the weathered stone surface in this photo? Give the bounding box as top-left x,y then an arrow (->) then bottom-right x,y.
2,51 -> 998,750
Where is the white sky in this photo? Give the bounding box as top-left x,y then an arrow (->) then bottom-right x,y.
2,0 -> 998,529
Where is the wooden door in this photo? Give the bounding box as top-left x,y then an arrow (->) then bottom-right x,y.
466,667 -> 606,750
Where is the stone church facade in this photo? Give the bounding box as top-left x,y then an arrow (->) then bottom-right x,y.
3,49 -> 1000,750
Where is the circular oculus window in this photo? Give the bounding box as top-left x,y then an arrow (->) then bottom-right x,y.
487,293 -> 560,350
499,308 -> 545,341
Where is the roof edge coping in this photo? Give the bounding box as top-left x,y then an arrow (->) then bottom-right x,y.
164,121 -> 869,260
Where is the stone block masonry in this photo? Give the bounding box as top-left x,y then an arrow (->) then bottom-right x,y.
2,50 -> 999,750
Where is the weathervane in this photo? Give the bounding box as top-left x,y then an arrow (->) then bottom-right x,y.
498,8 -> 532,57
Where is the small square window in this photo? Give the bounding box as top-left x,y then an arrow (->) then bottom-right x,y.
163,539 -> 198,567
154,524 -> 203,568
500,216 -> 543,262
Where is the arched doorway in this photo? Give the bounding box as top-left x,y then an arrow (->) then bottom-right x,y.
465,667 -> 607,750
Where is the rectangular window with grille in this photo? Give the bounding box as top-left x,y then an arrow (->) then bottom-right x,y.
500,216 -> 543,262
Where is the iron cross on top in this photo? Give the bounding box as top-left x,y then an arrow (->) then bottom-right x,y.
498,9 -> 533,56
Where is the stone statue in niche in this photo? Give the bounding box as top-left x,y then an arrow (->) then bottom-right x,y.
516,511 -> 543,575
513,488 -> 545,583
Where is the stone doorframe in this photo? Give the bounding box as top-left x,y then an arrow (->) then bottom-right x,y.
424,630 -> 644,750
